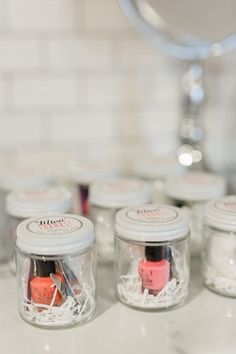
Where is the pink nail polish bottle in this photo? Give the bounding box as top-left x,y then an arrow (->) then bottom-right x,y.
138,246 -> 170,296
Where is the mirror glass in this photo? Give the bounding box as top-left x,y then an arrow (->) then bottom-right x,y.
120,0 -> 236,59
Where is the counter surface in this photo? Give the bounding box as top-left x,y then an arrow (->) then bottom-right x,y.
0,258 -> 235,354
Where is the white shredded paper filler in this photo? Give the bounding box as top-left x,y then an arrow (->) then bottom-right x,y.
22,285 -> 95,326
204,265 -> 236,296
117,249 -> 188,308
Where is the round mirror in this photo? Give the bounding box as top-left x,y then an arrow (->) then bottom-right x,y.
119,0 -> 236,168
119,0 -> 236,60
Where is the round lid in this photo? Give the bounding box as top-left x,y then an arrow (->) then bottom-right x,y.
165,172 -> 226,202
0,168 -> 53,192
115,204 -> 189,242
133,155 -> 183,180
90,178 -> 151,208
69,159 -> 119,185
204,195 -> 236,232
16,214 -> 95,255
7,186 -> 72,218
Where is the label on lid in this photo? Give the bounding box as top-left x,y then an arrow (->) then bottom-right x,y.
27,216 -> 83,235
102,179 -> 142,192
183,173 -> 215,185
15,188 -> 62,202
215,201 -> 236,213
126,206 -> 178,224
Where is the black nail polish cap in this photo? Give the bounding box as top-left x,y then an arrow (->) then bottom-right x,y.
35,259 -> 56,277
145,245 -> 172,262
145,246 -> 163,261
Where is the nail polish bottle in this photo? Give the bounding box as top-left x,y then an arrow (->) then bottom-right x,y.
138,246 -> 170,296
78,185 -> 89,216
30,260 -> 64,306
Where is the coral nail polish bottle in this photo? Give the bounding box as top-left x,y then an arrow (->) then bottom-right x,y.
138,246 -> 170,296
30,260 -> 63,306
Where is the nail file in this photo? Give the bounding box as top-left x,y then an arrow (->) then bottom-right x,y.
50,273 -> 67,301
58,260 -> 81,302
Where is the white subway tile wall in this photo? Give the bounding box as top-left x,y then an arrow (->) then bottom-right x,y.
0,0 -> 235,173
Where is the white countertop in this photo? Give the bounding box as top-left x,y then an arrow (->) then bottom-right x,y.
1,257 -> 236,354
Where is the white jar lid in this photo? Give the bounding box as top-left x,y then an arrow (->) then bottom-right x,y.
69,159 -> 119,185
204,195 -> 236,232
115,204 -> 189,242
90,178 -> 151,208
165,172 -> 226,202
7,186 -> 72,218
0,168 -> 53,192
133,155 -> 184,180
16,214 -> 95,255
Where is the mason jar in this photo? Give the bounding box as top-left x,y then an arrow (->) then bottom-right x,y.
16,214 -> 96,328
0,169 -> 53,263
165,172 -> 226,255
115,204 -> 190,310
132,155 -> 184,204
89,178 -> 151,263
69,159 -> 119,216
202,196 -> 236,297
6,186 -> 72,272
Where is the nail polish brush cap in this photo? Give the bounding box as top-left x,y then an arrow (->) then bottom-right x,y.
16,214 -> 95,255
35,260 -> 56,277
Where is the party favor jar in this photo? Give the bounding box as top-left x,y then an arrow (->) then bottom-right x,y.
132,155 -> 184,204
89,178 -> 151,262
6,186 -> 72,272
16,214 -> 96,328
165,172 -> 226,255
115,205 -> 190,310
69,159 -> 119,216
0,169 -> 52,263
202,196 -> 236,297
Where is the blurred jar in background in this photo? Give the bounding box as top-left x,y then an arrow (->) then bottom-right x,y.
132,155 -> 184,204
0,169 -> 53,264
6,186 -> 72,273
202,195 -> 236,297
89,178 -> 151,262
165,172 -> 226,256
69,159 -> 119,217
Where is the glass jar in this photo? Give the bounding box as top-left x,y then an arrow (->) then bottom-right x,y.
89,178 -> 151,263
132,155 -> 184,204
6,186 -> 72,272
202,196 -> 236,297
69,159 -> 119,216
0,169 -> 53,263
165,172 -> 226,255
115,204 -> 190,310
16,214 -> 96,328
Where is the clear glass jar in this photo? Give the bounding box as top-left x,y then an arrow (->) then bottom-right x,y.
165,172 -> 226,255
6,186 -> 72,272
16,214 -> 96,328
0,169 -> 53,263
202,196 -> 236,297
132,155 -> 184,204
69,159 -> 119,216
89,178 -> 151,263
115,205 -> 190,310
